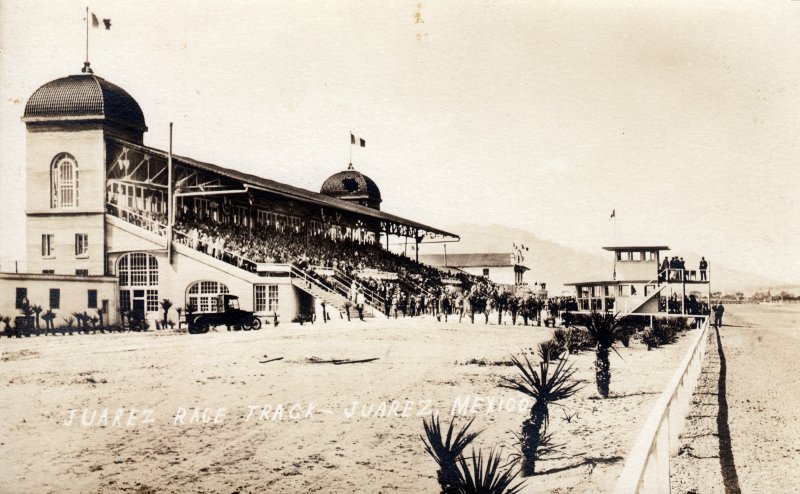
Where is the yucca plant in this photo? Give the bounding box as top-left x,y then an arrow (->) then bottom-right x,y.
578,312 -> 625,398
500,353 -> 582,476
552,328 -> 569,349
421,415 -> 480,494
616,317 -> 641,348
457,448 -> 525,494
537,339 -> 563,362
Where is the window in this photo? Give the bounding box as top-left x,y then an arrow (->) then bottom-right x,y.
118,252 -> 159,287
42,234 -> 54,258
268,285 -> 279,312
88,290 -> 98,309
118,253 -> 159,314
186,281 -> 229,313
146,290 -> 159,312
42,269 -> 55,274
51,153 -> 78,208
49,288 -> 60,309
616,251 -> 622,261
254,284 -> 279,312
15,288 -> 27,309
647,251 -> 656,261
254,285 -> 267,312
482,268 -> 490,277
76,269 -> 89,276
631,285 -> 638,296
75,233 -> 88,257
631,251 -> 642,262
618,285 -> 630,297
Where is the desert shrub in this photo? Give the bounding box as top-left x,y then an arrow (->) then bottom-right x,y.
651,319 -> 678,345
576,312 -> 626,398
537,339 -> 563,362
552,328 -> 569,349
421,416 -> 480,494
565,327 -> 593,354
642,329 -> 659,350
457,448 -> 525,494
617,317 -> 643,348
500,353 -> 582,475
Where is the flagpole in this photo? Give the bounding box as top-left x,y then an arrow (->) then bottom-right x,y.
85,6 -> 89,65
349,130 -> 353,167
168,122 -> 174,264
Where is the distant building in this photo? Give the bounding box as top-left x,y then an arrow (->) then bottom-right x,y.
566,246 -> 711,316
418,253 -> 528,286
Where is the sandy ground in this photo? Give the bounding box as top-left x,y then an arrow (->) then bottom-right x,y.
0,316 -> 697,494
672,304 -> 800,494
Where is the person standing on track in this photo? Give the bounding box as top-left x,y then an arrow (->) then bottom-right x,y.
714,303 -> 725,329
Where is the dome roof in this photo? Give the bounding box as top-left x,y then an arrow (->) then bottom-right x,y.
320,165 -> 382,209
23,73 -> 147,133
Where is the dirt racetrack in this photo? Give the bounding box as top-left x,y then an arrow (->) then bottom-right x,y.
0,316 -> 699,493
672,304 -> 800,494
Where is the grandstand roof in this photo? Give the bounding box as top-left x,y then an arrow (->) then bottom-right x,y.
110,137 -> 457,239
419,253 -> 528,270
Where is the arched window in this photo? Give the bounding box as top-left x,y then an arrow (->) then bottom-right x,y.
117,252 -> 159,314
51,153 -> 79,208
186,281 -> 230,313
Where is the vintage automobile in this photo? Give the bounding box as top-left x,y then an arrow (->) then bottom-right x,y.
187,294 -> 262,334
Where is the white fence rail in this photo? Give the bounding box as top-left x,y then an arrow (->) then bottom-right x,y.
613,316 -> 711,494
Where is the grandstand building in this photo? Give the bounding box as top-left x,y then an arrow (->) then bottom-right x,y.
0,66 -> 458,326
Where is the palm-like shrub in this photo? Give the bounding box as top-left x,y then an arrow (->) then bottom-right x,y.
578,312 -> 624,398
32,304 -> 43,331
160,299 -> 173,327
421,416 -> 480,494
500,354 -> 582,476
457,448 -> 525,494
42,310 -> 56,333
617,317 -> 641,348
537,339 -> 563,362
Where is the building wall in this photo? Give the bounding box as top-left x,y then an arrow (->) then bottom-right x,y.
105,220 -> 305,325
616,260 -> 658,281
26,126 -> 107,275
0,273 -> 117,325
459,266 -> 517,285
27,214 -> 106,275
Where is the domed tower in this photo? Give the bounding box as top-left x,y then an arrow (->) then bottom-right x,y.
320,164 -> 382,210
21,68 -> 147,276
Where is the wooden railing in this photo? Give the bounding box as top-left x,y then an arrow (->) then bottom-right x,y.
106,203 -> 168,236
613,316 -> 710,493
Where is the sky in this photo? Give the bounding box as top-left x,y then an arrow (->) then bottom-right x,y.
1,1 -> 799,284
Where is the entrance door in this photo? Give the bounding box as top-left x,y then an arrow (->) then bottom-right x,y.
132,290 -> 146,316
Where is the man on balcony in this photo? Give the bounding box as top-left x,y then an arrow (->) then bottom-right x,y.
699,257 -> 708,281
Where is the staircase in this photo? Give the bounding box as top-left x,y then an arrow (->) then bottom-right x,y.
288,265 -> 377,319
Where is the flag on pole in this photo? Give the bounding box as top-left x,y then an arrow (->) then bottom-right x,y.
350,133 -> 366,147
610,209 -> 616,220
91,13 -> 111,30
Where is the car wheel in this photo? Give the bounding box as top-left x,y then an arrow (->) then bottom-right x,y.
249,317 -> 262,331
